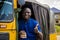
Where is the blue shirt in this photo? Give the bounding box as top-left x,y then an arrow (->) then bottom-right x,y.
18,18 -> 41,40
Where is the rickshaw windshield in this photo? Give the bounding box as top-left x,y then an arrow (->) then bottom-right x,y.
0,1 -> 14,22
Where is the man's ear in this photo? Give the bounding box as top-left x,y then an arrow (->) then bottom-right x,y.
30,13 -> 32,16
29,12 -> 32,16
30,13 -> 32,17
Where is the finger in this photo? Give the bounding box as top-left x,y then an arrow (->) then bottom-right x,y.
19,31 -> 25,34
36,24 -> 39,27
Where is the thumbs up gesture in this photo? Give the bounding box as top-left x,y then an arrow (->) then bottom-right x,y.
34,24 -> 39,34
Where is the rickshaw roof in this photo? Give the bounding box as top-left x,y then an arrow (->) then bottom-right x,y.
25,0 -> 40,4
25,0 -> 50,9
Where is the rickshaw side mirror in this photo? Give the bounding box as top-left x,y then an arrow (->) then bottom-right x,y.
18,0 -> 25,6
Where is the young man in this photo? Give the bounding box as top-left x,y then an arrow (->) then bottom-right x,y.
18,7 -> 43,40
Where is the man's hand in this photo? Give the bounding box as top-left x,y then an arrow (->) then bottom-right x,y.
34,24 -> 43,40
34,24 -> 39,34
19,30 -> 27,38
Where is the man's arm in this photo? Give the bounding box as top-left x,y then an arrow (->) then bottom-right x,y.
34,24 -> 43,40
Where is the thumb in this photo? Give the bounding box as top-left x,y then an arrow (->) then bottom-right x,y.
34,24 -> 39,29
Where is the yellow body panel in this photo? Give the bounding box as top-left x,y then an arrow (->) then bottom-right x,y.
0,18 -> 17,40
0,18 -> 16,29
0,30 -> 16,40
49,33 -> 57,40
13,0 -> 17,9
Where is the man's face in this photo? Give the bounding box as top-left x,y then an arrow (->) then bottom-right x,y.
22,8 -> 31,20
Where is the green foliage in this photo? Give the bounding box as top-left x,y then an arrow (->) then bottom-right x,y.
55,25 -> 60,32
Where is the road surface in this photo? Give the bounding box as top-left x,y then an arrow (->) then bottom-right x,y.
57,35 -> 60,40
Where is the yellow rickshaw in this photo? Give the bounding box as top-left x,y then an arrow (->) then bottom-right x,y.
0,0 -> 57,40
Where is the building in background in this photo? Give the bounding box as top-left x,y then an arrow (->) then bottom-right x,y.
51,7 -> 60,25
